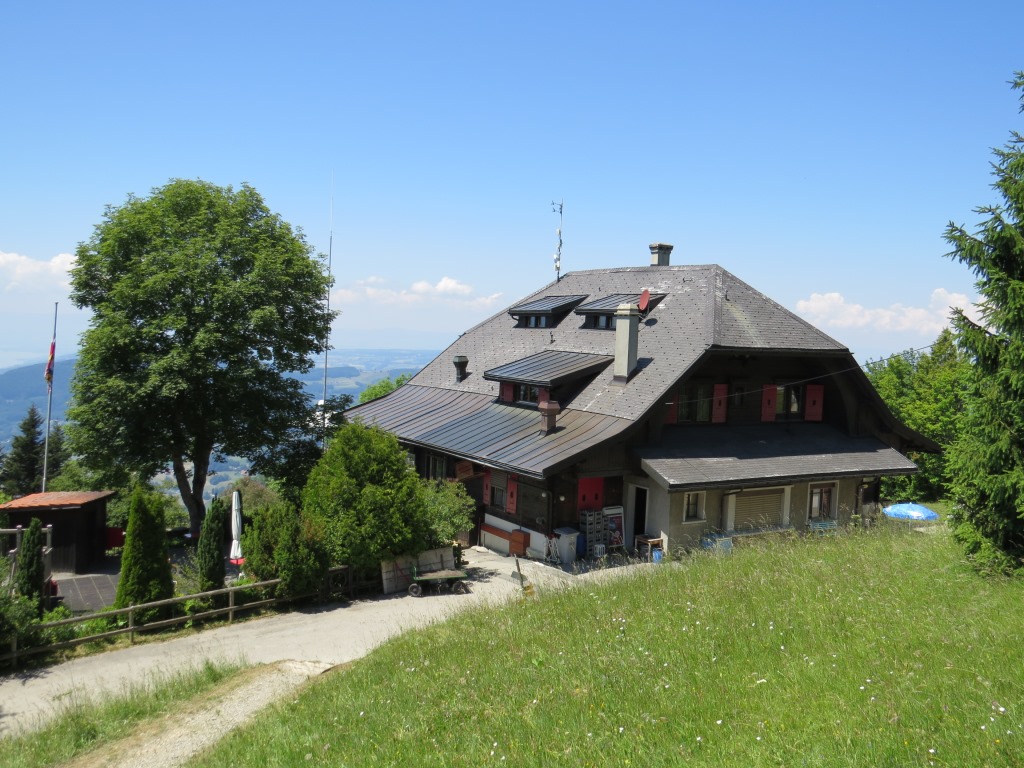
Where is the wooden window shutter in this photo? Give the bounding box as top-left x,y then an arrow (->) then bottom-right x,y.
712,383 -> 729,423
500,382 -> 513,402
805,384 -> 824,421
482,470 -> 491,504
507,476 -> 518,514
760,384 -> 777,422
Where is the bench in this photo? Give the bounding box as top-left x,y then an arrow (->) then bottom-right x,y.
807,519 -> 838,535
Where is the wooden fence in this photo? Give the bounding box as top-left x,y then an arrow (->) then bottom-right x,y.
2,565 -> 350,666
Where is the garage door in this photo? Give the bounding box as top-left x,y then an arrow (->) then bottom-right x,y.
733,489 -> 785,530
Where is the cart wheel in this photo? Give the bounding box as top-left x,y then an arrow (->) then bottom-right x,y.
452,580 -> 468,594
408,582 -> 423,597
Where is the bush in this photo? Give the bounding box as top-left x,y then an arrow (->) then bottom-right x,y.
39,605 -> 76,645
0,593 -> 37,648
421,479 -> 476,549
302,422 -> 431,572
14,517 -> 46,617
241,502 -> 328,598
949,515 -> 1017,576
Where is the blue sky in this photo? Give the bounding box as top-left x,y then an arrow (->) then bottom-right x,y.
1,1 -> 1019,373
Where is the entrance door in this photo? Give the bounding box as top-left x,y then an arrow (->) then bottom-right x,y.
632,486 -> 648,541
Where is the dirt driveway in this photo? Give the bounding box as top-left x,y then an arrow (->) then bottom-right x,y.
0,548 -> 570,743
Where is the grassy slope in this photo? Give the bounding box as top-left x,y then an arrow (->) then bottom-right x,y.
191,525 -> 1023,767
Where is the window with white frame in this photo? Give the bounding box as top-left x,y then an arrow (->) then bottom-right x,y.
682,491 -> 705,522
808,484 -> 834,520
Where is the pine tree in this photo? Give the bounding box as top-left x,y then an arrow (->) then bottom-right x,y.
14,517 -> 46,617
1,405 -> 44,497
945,72 -> 1024,570
197,496 -> 227,597
114,486 -> 174,619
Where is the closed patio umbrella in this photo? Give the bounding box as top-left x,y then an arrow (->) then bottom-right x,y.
229,490 -> 244,564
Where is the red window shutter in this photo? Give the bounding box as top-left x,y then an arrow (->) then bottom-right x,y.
577,477 -> 605,511
500,382 -> 513,402
805,384 -> 824,421
712,383 -> 728,423
663,391 -> 677,424
507,475 -> 518,514
538,387 -> 550,405
761,384 -> 777,422
483,470 -> 491,505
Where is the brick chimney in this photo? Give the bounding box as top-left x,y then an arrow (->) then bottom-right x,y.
649,242 -> 673,266
539,399 -> 561,434
613,302 -> 640,383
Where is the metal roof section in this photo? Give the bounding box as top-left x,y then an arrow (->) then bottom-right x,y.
634,423 -> 918,491
576,293 -> 658,313
508,294 -> 588,316
483,350 -> 614,387
347,383 -> 632,478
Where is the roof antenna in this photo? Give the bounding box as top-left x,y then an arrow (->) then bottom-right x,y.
551,199 -> 563,281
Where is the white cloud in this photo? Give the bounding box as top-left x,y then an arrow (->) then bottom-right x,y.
795,288 -> 980,336
0,250 -> 88,368
333,275 -> 502,310
0,250 -> 75,293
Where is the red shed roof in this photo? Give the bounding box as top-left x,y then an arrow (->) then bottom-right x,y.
0,491 -> 116,510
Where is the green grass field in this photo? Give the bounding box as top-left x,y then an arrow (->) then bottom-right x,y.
187,523 -> 1022,767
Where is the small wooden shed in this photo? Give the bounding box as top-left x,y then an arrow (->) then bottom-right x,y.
1,491 -> 115,574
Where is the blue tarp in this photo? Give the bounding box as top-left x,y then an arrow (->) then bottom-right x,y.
882,502 -> 939,521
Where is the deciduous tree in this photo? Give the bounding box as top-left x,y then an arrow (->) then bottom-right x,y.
68,179 -> 335,534
358,373 -> 411,404
944,72 -> 1024,570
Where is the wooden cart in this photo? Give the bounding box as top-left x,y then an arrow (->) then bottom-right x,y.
407,563 -> 469,597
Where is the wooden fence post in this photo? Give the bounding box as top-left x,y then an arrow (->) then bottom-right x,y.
128,606 -> 135,645
228,589 -> 235,623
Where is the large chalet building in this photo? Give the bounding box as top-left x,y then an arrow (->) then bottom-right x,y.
347,244 -> 933,560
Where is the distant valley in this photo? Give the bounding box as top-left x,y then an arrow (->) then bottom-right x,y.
0,349 -> 438,450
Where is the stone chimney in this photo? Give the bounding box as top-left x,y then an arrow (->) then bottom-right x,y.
453,355 -> 469,383
538,399 -> 561,434
613,303 -> 640,383
649,242 -> 673,266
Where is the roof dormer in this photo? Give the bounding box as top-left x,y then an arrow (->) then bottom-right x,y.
508,295 -> 588,328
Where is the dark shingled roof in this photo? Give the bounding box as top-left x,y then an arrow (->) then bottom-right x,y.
634,424 -> 918,490
347,263 -> 853,476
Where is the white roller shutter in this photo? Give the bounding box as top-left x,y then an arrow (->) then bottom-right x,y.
733,489 -> 785,530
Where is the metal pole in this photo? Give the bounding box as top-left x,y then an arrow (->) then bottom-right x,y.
41,302 -> 57,493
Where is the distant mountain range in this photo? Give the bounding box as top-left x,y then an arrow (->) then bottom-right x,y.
0,349 -> 438,449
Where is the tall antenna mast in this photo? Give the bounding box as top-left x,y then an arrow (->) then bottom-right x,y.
321,176 -> 334,450
552,199 -> 564,281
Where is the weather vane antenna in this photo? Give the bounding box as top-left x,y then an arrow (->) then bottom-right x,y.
552,199 -> 564,281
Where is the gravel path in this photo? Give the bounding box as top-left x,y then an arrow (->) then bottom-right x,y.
0,549 -> 579,765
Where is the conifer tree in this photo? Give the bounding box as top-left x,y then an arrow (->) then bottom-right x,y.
945,72 -> 1024,570
197,496 -> 227,597
1,405 -> 44,497
14,517 -> 46,617
114,486 -> 174,619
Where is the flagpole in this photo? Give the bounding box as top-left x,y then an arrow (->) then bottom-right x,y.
42,302 -> 57,493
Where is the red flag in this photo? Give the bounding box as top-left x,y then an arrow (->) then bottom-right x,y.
44,338 -> 55,390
